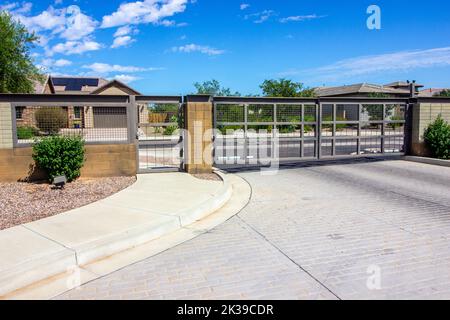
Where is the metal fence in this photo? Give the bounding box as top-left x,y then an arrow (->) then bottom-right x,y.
2,94 -> 136,147
213,97 -> 410,168
136,96 -> 184,173
13,105 -> 132,146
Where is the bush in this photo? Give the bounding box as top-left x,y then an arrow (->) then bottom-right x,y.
278,125 -> 296,134
32,136 -> 85,182
423,115 -> 450,159
17,126 -> 38,139
388,116 -> 404,130
163,115 -> 178,136
163,125 -> 178,136
35,107 -> 68,134
218,125 -> 242,135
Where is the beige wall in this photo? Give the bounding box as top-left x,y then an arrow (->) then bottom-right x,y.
411,103 -> 450,156
0,103 -> 13,149
97,87 -> 129,95
0,144 -> 137,182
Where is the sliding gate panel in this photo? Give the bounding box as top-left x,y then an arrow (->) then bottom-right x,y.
319,102 -> 406,158
213,98 -> 407,168
214,102 -> 320,168
137,98 -> 184,172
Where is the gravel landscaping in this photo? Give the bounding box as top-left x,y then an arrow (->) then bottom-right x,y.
192,173 -> 222,181
0,176 -> 136,230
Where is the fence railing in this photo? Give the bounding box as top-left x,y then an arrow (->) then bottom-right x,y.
0,94 -> 137,147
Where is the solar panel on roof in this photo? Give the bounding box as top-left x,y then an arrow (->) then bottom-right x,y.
51,78 -> 99,91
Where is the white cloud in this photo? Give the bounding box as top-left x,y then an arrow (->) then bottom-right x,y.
315,47 -> 450,78
101,0 -> 189,28
240,3 -> 250,10
113,74 -> 140,83
155,19 -> 188,27
54,58 -> 72,67
83,63 -> 161,74
172,43 -> 225,55
6,4 -> 99,44
111,35 -> 136,48
244,10 -> 276,24
36,34 -> 52,47
0,3 -> 19,11
280,14 -> 325,23
59,5 -> 98,40
0,2 -> 32,13
114,25 -> 135,37
282,47 -> 450,81
12,6 -> 67,32
39,58 -> 72,68
51,40 -> 101,55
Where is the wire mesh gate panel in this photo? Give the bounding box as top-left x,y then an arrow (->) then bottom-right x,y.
12,104 -> 131,146
213,98 -> 407,168
137,98 -> 184,172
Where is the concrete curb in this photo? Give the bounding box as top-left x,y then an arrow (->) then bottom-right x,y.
0,172 -> 234,298
403,156 -> 450,167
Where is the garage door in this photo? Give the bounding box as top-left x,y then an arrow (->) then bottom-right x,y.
93,107 -> 127,128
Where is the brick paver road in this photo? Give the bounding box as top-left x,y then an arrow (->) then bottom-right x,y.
58,159 -> 450,300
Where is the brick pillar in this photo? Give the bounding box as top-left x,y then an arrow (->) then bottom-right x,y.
0,103 -> 13,149
185,95 -> 213,174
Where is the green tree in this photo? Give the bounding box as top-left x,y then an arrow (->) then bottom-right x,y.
367,92 -> 390,98
434,89 -> 450,97
0,11 -> 43,93
260,78 -> 316,97
193,79 -> 241,96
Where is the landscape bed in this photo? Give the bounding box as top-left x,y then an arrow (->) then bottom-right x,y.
0,176 -> 136,230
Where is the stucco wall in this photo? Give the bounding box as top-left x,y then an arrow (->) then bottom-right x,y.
0,144 -> 137,182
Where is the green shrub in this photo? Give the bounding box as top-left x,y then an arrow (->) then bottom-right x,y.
32,136 -> 85,182
17,126 -> 38,139
163,115 -> 178,136
163,125 -> 177,136
304,115 -> 315,122
304,125 -> 314,133
218,125 -> 242,135
423,115 -> 450,159
35,107 -> 68,134
278,125 -> 296,134
247,125 -> 272,133
388,116 -> 404,130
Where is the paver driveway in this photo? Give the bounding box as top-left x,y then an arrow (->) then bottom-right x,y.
58,159 -> 450,300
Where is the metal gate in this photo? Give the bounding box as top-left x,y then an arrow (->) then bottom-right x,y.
213,97 -> 408,168
136,96 -> 184,173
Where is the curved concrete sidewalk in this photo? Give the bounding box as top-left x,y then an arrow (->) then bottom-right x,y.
0,171 -> 249,299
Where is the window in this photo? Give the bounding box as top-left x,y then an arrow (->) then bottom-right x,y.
16,106 -> 25,120
74,106 -> 82,119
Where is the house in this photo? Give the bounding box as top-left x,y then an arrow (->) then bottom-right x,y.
314,81 -> 424,98
418,88 -> 450,97
16,76 -> 149,130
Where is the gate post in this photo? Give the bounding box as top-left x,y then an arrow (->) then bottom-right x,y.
0,103 -> 13,149
184,95 -> 214,174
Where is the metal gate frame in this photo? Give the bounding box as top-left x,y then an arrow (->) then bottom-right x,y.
213,97 -> 409,169
136,96 -> 185,173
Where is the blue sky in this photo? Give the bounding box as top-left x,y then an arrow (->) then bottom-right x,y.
2,0 -> 450,95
